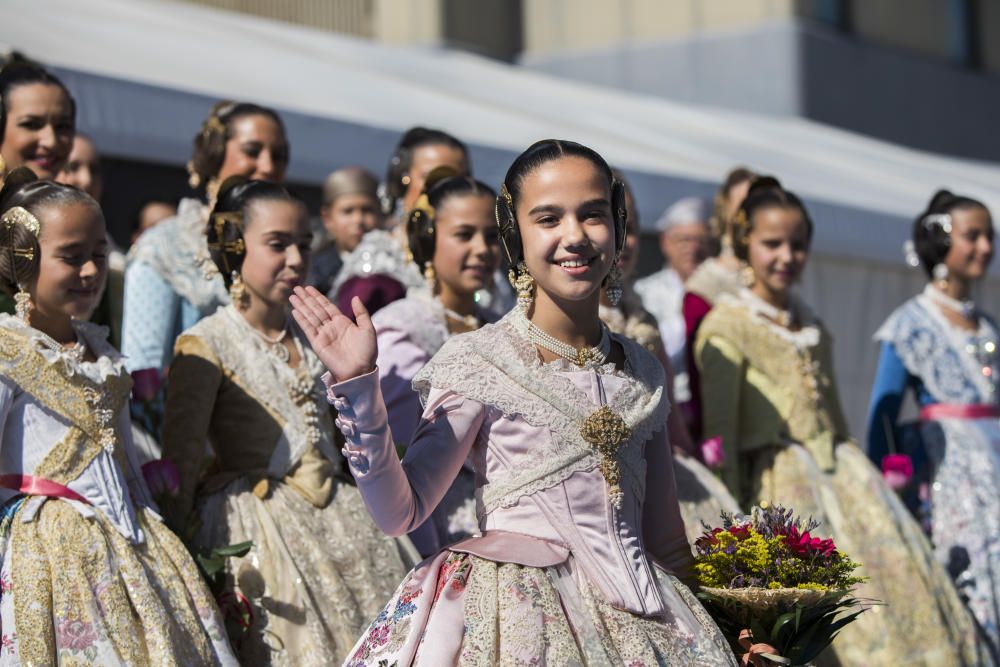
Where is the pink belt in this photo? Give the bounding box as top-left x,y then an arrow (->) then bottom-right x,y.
919,404 -> 1000,421
0,474 -> 90,505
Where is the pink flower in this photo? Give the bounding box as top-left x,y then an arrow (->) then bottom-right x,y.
695,527 -> 724,551
881,454 -> 913,492
131,368 -> 162,403
56,619 -> 97,652
783,525 -> 836,557
700,437 -> 725,469
142,460 -> 180,498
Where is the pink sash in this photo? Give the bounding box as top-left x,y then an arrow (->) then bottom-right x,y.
919,403 -> 1000,421
0,474 -> 91,505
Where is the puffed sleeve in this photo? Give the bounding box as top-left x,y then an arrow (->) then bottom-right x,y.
161,334 -> 224,525
122,260 -> 179,373
642,426 -> 695,579
325,369 -> 485,537
696,334 -> 745,495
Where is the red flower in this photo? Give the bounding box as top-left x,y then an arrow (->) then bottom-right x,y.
695,527 -> 724,551
141,460 -> 180,499
131,368 -> 162,403
881,454 -> 913,492
727,524 -> 751,540
783,525 -> 836,556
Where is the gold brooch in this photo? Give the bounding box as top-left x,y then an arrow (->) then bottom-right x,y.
581,406 -> 631,505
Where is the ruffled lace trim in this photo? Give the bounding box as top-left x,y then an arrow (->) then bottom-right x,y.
330,229 -> 424,297
718,291 -> 822,349
0,314 -> 122,383
184,307 -> 337,474
413,309 -> 666,512
874,296 -> 999,403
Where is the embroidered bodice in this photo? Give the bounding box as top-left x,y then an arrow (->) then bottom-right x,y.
162,306 -> 340,517
874,295 -> 1000,405
328,310 -> 693,617
126,198 -> 228,311
0,315 -> 154,543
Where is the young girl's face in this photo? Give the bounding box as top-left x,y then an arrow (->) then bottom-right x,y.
944,206 -> 993,283
746,205 -> 810,296
216,114 -> 289,184
1,83 -> 74,180
28,202 -> 107,322
241,199 -> 311,308
323,193 -> 380,253
516,156 -> 615,306
433,192 -> 500,297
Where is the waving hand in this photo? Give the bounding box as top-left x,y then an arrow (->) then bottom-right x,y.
290,286 -> 377,382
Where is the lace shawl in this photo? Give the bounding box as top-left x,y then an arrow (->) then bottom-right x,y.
330,229 -> 424,297
372,291 -> 498,358
184,307 -> 337,477
874,296 -> 1000,404
412,310 -> 668,513
684,258 -> 741,305
126,198 -> 228,311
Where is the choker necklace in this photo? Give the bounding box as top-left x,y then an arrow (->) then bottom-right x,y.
741,288 -> 793,328
526,319 -> 612,367
924,284 -> 976,320
438,300 -> 480,329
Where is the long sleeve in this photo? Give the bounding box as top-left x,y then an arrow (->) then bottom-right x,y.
865,341 -> 910,465
122,261 -> 180,373
326,369 -> 485,537
682,292 -> 713,440
161,334 -> 223,524
642,426 -> 695,579
696,334 -> 745,496
375,326 -> 431,447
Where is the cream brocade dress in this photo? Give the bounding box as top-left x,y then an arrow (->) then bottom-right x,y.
696,294 -> 986,667
162,306 -> 417,666
0,315 -> 236,666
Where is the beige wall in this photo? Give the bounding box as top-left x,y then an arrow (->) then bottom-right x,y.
179,0 -> 376,37
522,0 -> 797,54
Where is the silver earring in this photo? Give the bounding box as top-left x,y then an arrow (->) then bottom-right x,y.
605,263 -> 623,306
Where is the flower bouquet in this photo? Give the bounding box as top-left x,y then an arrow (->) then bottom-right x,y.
694,504 -> 870,666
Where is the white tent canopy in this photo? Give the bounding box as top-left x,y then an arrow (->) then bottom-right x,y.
3,0 -> 999,434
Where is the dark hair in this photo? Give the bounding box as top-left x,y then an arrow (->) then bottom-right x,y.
912,189 -> 991,278
207,177 -> 302,287
0,167 -> 99,295
732,176 -> 813,262
0,54 -> 76,144
496,139 -> 627,272
382,127 -> 469,215
406,168 -> 496,270
709,166 -> 755,241
188,101 -> 288,191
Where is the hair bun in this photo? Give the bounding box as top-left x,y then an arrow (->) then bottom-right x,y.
927,189 -> 956,213
748,175 -> 783,196
216,175 -> 251,206
0,166 -> 39,212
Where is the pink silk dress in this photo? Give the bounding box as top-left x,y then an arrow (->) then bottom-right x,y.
326,310 -> 737,666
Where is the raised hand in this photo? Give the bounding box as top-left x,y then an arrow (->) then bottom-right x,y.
290,286 -> 377,382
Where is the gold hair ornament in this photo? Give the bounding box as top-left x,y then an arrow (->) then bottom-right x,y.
411,193 -> 435,224
206,211 -> 246,276
1,206 -> 41,321
732,208 -> 750,246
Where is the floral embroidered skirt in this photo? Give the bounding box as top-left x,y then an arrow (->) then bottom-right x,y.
344,549 -> 738,666
672,455 -> 741,544
0,497 -> 236,666
193,478 -> 419,666
747,442 -> 986,667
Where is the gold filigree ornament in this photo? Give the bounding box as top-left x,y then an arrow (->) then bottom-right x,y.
580,405 -> 632,506
508,262 -> 535,310
2,206 -> 42,321
82,386 -> 118,453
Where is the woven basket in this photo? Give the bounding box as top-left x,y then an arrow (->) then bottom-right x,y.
701,587 -> 847,613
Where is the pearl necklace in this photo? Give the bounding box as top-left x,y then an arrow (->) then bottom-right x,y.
438,300 -> 480,329
924,284 -> 976,320
228,307 -> 291,363
526,320 -> 612,367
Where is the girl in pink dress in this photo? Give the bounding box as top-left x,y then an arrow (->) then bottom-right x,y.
291,140 -> 737,665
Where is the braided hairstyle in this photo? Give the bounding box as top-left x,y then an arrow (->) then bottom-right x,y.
381,127 -> 469,216
496,139 -> 627,281
731,176 -> 813,262
0,167 -> 99,296
406,166 -> 496,272
207,177 -> 301,288
912,189 -> 991,279
187,101 -> 288,191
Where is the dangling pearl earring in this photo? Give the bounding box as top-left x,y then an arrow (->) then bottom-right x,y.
932,263 -> 949,289
423,261 -> 437,292
229,271 -> 248,309
14,283 -> 31,322
740,264 -> 757,288
508,262 -> 535,311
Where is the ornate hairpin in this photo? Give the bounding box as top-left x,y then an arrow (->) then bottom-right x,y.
206,211 -> 246,276
922,213 -> 953,234
2,206 -> 41,238
202,115 -> 226,137
1,206 -> 41,321
411,193 -> 435,224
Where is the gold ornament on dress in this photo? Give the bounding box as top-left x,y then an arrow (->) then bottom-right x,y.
580,405 -> 632,506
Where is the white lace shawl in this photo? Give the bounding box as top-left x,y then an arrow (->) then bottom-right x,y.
126,198 -> 229,311
875,295 -> 1000,403
330,229 -> 424,297
412,310 -> 668,513
184,307 -> 337,477
371,290 -> 499,358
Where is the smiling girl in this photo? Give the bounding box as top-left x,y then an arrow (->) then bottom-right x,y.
370,170 -> 500,555
867,190 -> 1000,656
695,177 -> 984,666
293,139 -> 737,665
0,168 -> 236,665
161,179 -> 416,665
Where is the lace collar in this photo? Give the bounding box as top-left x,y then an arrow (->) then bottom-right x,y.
723,289 -> 821,349
0,314 -> 121,381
